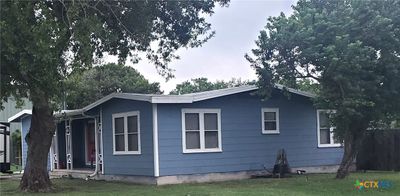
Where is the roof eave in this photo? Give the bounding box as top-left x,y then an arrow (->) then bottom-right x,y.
274,84 -> 316,98
82,93 -> 153,112
8,109 -> 32,122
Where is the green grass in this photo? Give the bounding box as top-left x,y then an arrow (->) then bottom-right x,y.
0,172 -> 399,196
0,164 -> 22,176
10,164 -> 23,173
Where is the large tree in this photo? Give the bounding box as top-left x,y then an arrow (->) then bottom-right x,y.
1,0 -> 228,191
246,0 -> 400,178
66,63 -> 161,109
170,77 -> 252,95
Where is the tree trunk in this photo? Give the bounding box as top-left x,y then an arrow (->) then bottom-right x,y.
20,93 -> 55,192
336,132 -> 357,179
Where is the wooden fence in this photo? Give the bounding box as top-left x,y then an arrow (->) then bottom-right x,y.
356,130 -> 400,171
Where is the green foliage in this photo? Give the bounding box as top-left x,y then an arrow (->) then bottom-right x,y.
296,79 -> 320,94
170,78 -> 253,95
65,63 -> 161,109
1,0 -> 229,107
11,129 -> 21,150
0,1 -> 229,190
246,0 -> 400,141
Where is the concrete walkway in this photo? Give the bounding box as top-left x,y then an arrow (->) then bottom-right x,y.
0,174 -> 22,180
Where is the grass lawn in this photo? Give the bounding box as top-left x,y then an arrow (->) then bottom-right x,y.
0,164 -> 22,176
10,165 -> 23,173
0,171 -> 399,196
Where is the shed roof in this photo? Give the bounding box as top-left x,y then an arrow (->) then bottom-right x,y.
8,109 -> 32,122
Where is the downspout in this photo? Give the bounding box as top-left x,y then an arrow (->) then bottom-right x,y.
81,111 -> 99,180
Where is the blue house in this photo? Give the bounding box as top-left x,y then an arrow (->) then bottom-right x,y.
9,85 -> 343,184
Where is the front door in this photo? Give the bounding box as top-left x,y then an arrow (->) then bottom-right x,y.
85,122 -> 95,166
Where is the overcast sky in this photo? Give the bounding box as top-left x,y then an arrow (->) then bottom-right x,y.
119,0 -> 297,93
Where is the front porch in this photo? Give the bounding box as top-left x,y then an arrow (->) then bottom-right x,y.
51,168 -> 96,179
50,111 -> 103,177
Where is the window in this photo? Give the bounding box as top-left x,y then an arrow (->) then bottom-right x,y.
112,111 -> 141,155
262,108 -> 280,134
317,110 -> 341,147
182,109 -> 222,153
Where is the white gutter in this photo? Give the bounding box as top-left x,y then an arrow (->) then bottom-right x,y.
152,104 -> 159,177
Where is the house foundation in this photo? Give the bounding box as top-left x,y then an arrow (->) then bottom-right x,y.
50,164 -> 345,185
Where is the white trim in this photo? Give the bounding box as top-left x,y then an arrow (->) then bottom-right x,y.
20,123 -> 24,167
152,104 -> 159,177
50,134 -> 54,171
112,111 -> 141,155
316,110 -> 341,148
274,84 -> 315,98
65,119 -> 73,170
8,109 -> 32,122
54,109 -> 84,118
100,106 -> 104,174
182,108 -> 222,153
50,127 -> 59,171
261,108 -> 280,134
84,93 -> 151,112
76,85 -> 315,113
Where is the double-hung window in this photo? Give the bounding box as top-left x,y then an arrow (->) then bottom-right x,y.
112,111 -> 141,155
182,109 -> 222,153
317,110 -> 341,147
262,108 -> 280,134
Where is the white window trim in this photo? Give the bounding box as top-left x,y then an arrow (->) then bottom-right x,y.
182,108 -> 222,153
261,108 -> 280,134
112,111 -> 141,155
317,109 -> 341,148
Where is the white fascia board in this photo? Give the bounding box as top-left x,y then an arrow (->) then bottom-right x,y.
83,93 -> 118,112
151,95 -> 193,103
75,84 -> 314,110
54,109 -> 84,118
274,84 -> 316,98
192,85 -> 258,102
115,93 -> 152,102
8,109 -> 32,122
82,93 -> 152,112
150,86 -> 257,103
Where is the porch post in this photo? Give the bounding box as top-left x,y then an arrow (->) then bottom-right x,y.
99,107 -> 104,174
65,119 -> 73,170
94,117 -> 99,172
97,115 -> 103,174
50,125 -> 59,171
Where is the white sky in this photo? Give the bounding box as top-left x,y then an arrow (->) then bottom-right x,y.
108,0 -> 297,93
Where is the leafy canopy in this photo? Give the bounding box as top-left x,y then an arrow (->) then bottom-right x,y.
0,1 -> 229,191
1,0 -> 228,106
246,0 -> 400,139
170,77 -> 253,95
66,63 -> 161,109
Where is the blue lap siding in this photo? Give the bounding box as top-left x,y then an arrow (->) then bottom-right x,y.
17,88 -> 344,178
20,116 -> 50,170
100,98 -> 154,176
157,90 -> 343,176
20,116 -> 31,169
